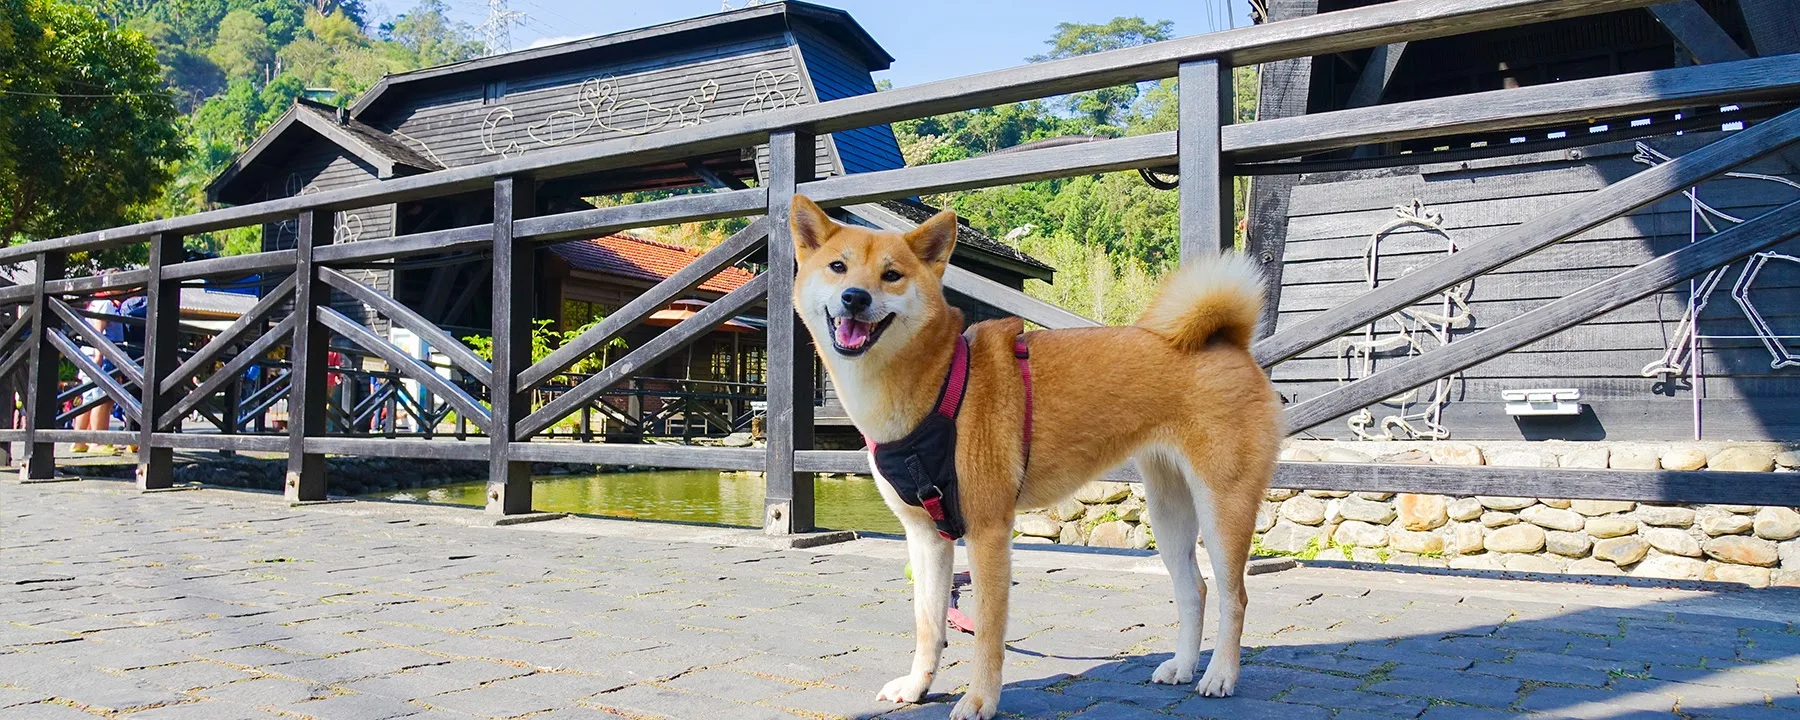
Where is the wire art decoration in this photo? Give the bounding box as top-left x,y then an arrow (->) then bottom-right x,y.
1634,142 -> 1800,377
482,76 -> 720,159
1338,199 -> 1474,440
738,70 -> 804,116
270,173 -> 364,246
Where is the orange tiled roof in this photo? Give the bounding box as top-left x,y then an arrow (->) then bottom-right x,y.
550,233 -> 756,294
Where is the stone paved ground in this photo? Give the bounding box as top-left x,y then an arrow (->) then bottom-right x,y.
3,479 -> 1798,720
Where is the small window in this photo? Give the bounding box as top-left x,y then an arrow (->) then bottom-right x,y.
483,81 -> 506,105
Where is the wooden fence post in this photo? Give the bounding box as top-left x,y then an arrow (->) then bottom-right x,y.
285,210 -> 334,502
138,233 -> 183,490
489,175 -> 536,515
764,129 -> 817,535
1179,58 -> 1235,263
21,252 -> 65,480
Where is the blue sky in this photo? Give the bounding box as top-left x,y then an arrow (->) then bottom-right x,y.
401,0 -> 1254,88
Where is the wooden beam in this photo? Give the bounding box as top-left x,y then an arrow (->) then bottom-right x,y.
1243,0 -> 1316,338
161,250 -> 296,282
1736,0 -> 1800,57
45,298 -> 142,388
510,442 -> 764,470
150,432 -> 287,453
160,275 -> 295,394
514,273 -> 768,440
1179,58 -> 1235,260
158,317 -> 297,429
316,307 -> 492,433
488,175 -> 537,516
763,130 -> 816,536
1648,1 -> 1749,63
285,210 -> 334,503
1346,42 -> 1407,108
512,188 -> 765,243
44,330 -> 141,426
20,252 -> 64,480
0,0 -> 1671,264
313,226 -> 490,264
303,437 -> 489,461
1276,463 -> 1800,507
1254,104 -> 1800,367
516,217 -> 769,390
138,233 -> 184,490
1226,53 -> 1800,162
1285,196 -> 1800,433
318,267 -> 492,385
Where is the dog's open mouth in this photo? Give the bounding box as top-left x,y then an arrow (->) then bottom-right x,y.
827,312 -> 896,356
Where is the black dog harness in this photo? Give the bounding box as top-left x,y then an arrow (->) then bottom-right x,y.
868,333 -> 1034,541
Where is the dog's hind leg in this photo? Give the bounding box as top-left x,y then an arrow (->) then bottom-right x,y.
1140,449 -> 1206,686
1184,447 -> 1265,698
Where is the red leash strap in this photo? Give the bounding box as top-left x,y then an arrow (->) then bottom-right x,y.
1015,334 -> 1033,468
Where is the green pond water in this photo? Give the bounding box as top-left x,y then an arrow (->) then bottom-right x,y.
361,469 -> 903,534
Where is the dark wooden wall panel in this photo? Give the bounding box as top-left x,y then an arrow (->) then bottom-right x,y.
1270,130 -> 1800,441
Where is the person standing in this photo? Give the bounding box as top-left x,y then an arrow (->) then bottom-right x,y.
73,290 -> 124,454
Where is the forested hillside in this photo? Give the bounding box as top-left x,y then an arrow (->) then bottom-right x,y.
76,0 -> 484,255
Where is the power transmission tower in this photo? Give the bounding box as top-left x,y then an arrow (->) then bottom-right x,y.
479,0 -> 527,56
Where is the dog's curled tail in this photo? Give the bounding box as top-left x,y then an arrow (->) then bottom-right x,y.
1136,252 -> 1263,351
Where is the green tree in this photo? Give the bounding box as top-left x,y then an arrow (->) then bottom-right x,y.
1029,17 -> 1173,128
383,0 -> 481,67
210,8 -> 271,80
0,0 -> 183,242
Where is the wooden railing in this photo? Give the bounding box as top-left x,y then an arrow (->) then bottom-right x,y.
4,0 -> 1799,534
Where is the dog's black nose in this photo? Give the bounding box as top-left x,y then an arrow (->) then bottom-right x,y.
841,287 -> 872,314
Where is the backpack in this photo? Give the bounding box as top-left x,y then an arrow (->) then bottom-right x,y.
120,295 -> 149,348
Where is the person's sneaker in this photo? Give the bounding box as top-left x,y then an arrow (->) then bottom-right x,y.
71,443 -> 90,453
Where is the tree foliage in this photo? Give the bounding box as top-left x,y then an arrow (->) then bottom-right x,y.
893,16 -> 1257,323
73,0 -> 484,255
0,0 -> 184,246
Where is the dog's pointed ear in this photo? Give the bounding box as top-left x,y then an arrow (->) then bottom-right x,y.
789,195 -> 835,260
904,209 -> 958,274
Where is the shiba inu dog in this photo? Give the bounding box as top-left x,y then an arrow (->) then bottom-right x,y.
787,195 -> 1281,719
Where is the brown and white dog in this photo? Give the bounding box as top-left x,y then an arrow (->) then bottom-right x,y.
788,195 -> 1281,719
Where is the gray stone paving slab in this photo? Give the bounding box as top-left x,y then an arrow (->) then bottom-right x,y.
6,480 -> 1800,720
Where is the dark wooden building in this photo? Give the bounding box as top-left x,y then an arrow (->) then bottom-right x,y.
205,1 -> 1052,435
1249,0 -> 1800,442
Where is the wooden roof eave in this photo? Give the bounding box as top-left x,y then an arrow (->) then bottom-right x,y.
207,104 -> 439,205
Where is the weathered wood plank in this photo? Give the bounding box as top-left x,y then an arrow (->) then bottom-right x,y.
764,130 -> 816,535
150,432 -> 287,452
517,216 -> 769,390
1647,1 -> 1749,63
1275,462 -> 1800,506
318,267 -> 492,385
316,306 -> 492,432
510,442 -> 765,470
286,210 -> 333,502
1228,54 -> 1800,162
162,250 -> 297,281
489,176 -> 537,515
1179,59 -> 1234,260
160,276 -> 295,394
513,189 -> 765,243
313,226 -> 489,264
45,330 -> 140,425
304,437 -> 489,461
515,273 -> 769,440
138,234 -> 183,489
1284,196 -> 1800,433
803,133 -> 1175,207
1254,105 -> 1800,367
46,298 -> 142,388
159,316 -> 297,430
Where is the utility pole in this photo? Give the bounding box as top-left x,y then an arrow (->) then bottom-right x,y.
480,0 -> 527,56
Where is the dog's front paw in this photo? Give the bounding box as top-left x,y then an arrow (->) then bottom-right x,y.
949,689 -> 999,720
1150,657 -> 1195,685
1194,663 -> 1239,698
876,673 -> 932,704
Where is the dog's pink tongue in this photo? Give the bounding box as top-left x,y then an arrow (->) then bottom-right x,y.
836,318 -> 872,348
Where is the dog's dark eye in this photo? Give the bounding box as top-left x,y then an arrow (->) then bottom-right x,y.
828,261 -> 846,274
882,270 -> 903,282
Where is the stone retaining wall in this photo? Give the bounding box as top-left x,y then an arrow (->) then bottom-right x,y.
1012,440 -> 1800,588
